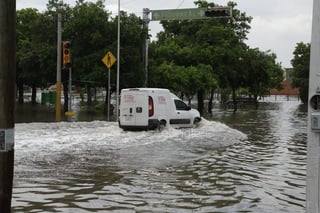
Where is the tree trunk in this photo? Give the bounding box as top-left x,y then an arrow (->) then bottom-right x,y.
180,92 -> 184,100
63,81 -> 68,112
17,82 -> 24,104
104,85 -> 108,115
197,89 -> 204,116
87,85 -> 92,106
254,94 -> 259,109
232,87 -> 237,113
208,88 -> 214,114
94,87 -> 97,102
31,86 -> 37,104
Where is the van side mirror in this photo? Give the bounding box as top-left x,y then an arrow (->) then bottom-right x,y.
186,105 -> 191,110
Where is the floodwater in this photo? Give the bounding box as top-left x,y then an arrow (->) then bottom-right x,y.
12,98 -> 306,212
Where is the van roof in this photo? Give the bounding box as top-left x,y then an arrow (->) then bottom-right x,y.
121,88 -> 170,92
121,88 -> 180,99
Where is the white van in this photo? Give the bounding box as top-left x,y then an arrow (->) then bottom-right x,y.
119,88 -> 201,130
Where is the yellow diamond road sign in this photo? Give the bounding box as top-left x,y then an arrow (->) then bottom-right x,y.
102,51 -> 116,69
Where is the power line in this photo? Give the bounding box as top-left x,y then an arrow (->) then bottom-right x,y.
176,0 -> 185,8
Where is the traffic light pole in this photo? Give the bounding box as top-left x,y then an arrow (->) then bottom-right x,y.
68,67 -> 72,115
0,0 -> 15,212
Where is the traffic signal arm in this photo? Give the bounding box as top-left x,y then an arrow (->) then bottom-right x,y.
205,7 -> 232,18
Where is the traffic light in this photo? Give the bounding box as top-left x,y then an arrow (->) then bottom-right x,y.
63,41 -> 71,68
205,7 -> 232,18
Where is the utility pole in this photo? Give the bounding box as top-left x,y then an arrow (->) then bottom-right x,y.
0,0 -> 16,212
56,14 -> 62,122
116,0 -> 121,122
307,0 -> 320,212
143,8 -> 150,88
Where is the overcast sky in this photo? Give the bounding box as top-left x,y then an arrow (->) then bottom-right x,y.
17,0 -> 313,68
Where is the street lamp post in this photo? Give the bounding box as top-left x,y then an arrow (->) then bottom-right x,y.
143,8 -> 150,88
56,14 -> 62,122
116,0 -> 120,121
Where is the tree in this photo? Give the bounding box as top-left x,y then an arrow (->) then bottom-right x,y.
16,0 -> 148,114
244,48 -> 283,108
152,62 -> 215,104
112,11 -> 148,89
16,8 -> 42,104
291,42 -> 310,104
16,0 -> 71,105
63,3 -> 147,109
149,1 -> 252,114
63,0 -> 111,107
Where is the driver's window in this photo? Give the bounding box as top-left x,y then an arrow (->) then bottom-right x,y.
174,99 -> 187,110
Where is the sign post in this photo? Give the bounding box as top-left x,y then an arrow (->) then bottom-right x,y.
102,51 -> 117,121
0,0 -> 15,211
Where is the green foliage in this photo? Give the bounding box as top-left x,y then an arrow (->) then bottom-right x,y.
16,0 -> 286,112
149,1 -> 252,110
152,61 -> 216,101
16,8 -> 49,87
16,0 -> 148,92
149,0 -> 285,112
291,42 -> 310,104
16,1 -> 72,88
115,12 -> 148,88
62,1 -> 114,88
244,48 -> 284,99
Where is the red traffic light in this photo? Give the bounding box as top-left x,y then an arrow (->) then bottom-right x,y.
62,41 -> 71,68
63,42 -> 71,49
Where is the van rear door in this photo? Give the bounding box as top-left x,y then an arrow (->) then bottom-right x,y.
133,92 -> 148,126
120,90 -> 148,127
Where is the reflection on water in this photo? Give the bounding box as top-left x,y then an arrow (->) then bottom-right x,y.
13,100 -> 306,212
15,102 -> 109,123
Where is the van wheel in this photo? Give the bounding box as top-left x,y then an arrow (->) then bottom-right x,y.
158,120 -> 166,131
193,117 -> 201,128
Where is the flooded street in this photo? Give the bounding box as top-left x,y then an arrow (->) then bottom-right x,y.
12,99 -> 306,212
